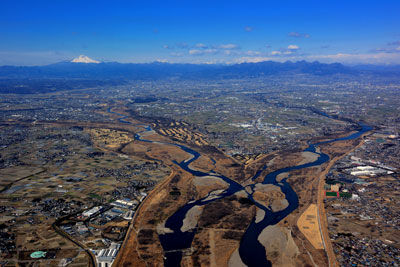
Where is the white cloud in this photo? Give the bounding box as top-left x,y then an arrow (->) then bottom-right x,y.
170,52 -> 183,57
189,49 -> 217,55
205,49 -> 218,54
195,43 -> 207,48
372,46 -> 400,53
306,52 -> 400,64
155,59 -> 168,63
245,50 -> 261,56
224,50 -> 241,55
189,49 -> 202,55
231,51 -> 400,65
219,44 -> 239,49
270,45 -> 299,57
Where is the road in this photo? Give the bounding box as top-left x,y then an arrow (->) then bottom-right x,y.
316,139 -> 367,267
52,213 -> 96,267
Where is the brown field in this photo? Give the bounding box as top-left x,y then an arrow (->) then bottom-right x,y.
297,204 -> 323,249
155,121 -> 209,147
189,155 -> 215,173
0,166 -> 44,181
122,140 -> 192,164
0,166 -> 44,191
87,128 -> 133,149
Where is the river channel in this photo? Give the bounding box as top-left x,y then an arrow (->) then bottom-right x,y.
108,108 -> 372,266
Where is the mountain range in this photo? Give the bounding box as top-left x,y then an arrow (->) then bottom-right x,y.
0,58 -> 399,94
0,60 -> 369,80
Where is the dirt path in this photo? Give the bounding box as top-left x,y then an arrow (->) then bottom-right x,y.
209,229 -> 217,267
317,160 -> 338,267
52,214 -> 96,267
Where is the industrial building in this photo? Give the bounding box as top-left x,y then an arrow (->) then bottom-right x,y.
95,242 -> 121,267
349,165 -> 393,177
82,206 -> 102,217
111,199 -> 137,209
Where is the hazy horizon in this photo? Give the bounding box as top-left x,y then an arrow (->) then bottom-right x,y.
3,55 -> 400,67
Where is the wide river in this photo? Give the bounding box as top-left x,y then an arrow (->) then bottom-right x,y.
108,108 -> 372,266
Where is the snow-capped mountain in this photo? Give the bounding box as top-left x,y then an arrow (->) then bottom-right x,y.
71,55 -> 100,63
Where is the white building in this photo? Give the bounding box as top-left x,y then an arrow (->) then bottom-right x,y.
139,192 -> 147,202
123,210 -> 135,220
111,199 -> 137,209
82,206 -> 102,217
356,166 -> 375,171
351,170 -> 376,176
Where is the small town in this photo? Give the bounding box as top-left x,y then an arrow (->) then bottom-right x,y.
324,130 -> 399,266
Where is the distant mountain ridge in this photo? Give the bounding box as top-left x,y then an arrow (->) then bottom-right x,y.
0,60 -> 357,80
1,60 -> 400,94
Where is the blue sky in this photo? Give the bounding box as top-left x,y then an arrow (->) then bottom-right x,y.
1,0 -> 400,65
